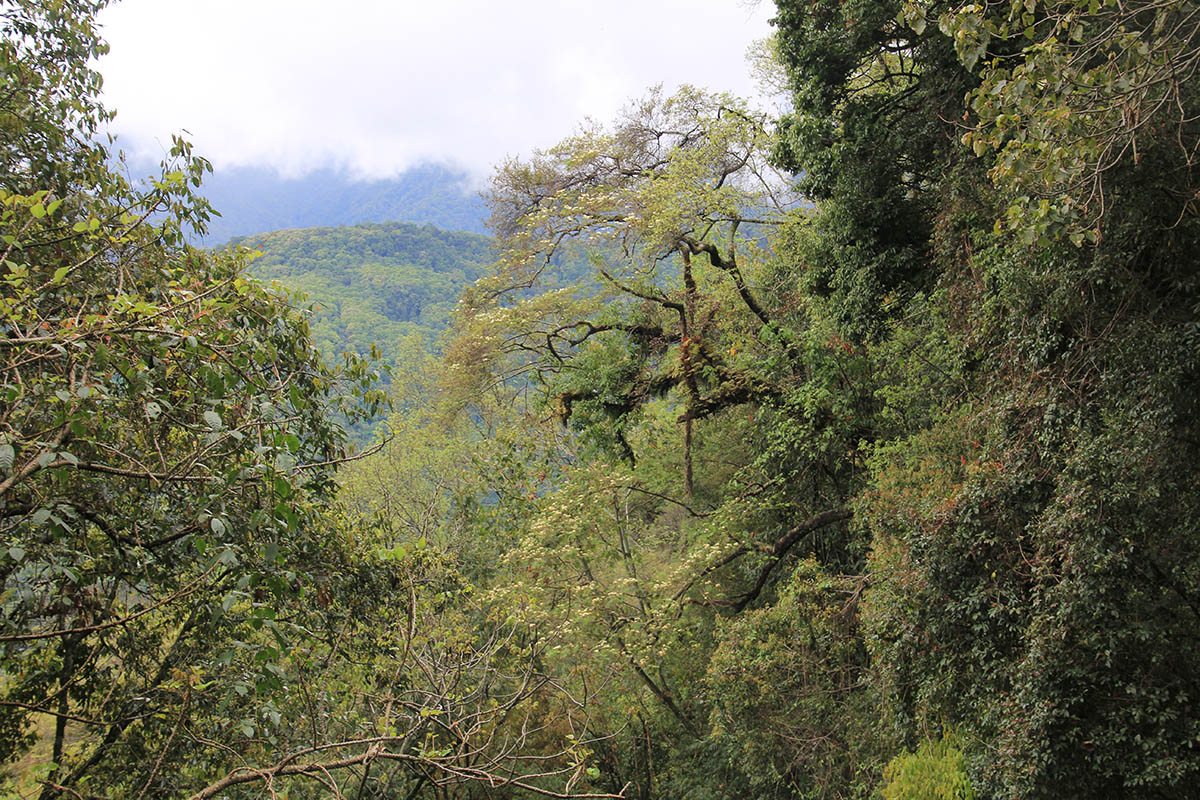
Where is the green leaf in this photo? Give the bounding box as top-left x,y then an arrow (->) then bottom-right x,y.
203,410 -> 222,429
0,444 -> 13,472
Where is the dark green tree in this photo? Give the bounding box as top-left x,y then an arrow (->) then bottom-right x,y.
772,0 -> 1200,796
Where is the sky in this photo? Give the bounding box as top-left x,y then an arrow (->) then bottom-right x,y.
95,0 -> 778,181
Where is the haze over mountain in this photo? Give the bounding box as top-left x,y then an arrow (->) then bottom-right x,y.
194,162 -> 487,245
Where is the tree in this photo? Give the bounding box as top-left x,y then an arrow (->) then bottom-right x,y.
772,0 -> 977,340
461,85 -> 793,495
0,1 -> 396,794
772,0 -> 1200,795
446,85 -> 882,799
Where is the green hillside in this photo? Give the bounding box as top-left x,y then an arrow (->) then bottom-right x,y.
231,221 -> 494,369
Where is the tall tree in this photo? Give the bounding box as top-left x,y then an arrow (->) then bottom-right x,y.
448,84 -> 883,799
464,86 -> 792,493
772,0 -> 1200,796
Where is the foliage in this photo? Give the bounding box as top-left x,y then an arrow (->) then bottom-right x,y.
0,0 -> 391,793
440,84 -> 883,800
1,0 -> 111,197
937,0 -> 1200,242
881,734 -> 974,800
223,221 -> 494,441
465,86 -> 797,489
431,1 -> 1200,798
8,0 -> 1200,797
706,561 -> 887,799
771,0 -> 974,339
234,220 -> 493,366
769,0 -> 1200,796
0,4 -> 615,798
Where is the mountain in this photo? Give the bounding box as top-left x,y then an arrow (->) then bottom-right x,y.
195,162 -> 488,245
233,221 -> 494,369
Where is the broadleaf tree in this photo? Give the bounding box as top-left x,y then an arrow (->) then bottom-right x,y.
1,5 -> 636,798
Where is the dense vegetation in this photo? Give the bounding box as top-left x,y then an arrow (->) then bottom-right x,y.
234,221 -> 494,368
3,0 -> 1199,798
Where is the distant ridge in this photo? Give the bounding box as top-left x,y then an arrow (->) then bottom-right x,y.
195,162 -> 488,244
228,219 -> 494,441
231,219 -> 492,362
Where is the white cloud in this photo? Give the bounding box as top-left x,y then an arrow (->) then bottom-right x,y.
96,0 -> 776,178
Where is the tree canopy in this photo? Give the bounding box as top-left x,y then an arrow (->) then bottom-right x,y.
0,3 -> 617,798
423,1 -> 1200,797
5,0 -> 1200,798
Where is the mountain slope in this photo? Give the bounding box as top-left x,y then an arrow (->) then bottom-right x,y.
233,221 -> 494,370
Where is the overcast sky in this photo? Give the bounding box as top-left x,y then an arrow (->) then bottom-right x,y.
95,1 -> 777,180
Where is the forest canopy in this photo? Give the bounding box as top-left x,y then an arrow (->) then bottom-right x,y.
234,221 -> 494,368
3,0 -> 1200,798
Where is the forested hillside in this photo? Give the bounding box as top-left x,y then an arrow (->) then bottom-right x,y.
233,222 -> 494,367
3,1 -> 1199,799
